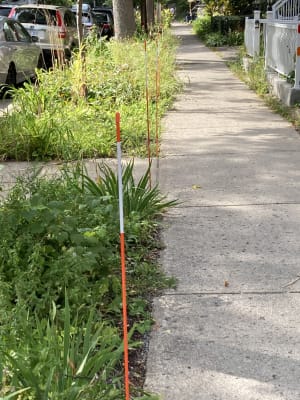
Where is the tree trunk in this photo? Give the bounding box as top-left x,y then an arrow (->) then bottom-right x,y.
141,0 -> 147,32
76,0 -> 83,46
146,0 -> 154,28
112,0 -> 136,39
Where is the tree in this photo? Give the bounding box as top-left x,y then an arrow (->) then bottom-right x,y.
203,0 -> 225,16
112,0 -> 136,39
225,0 -> 253,15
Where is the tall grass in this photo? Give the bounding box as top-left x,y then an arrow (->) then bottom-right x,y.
0,31 -> 180,161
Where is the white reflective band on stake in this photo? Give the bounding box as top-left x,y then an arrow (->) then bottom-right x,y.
117,141 -> 124,234
115,112 -> 130,400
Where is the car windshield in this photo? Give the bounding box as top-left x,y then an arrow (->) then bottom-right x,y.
93,13 -> 109,24
14,8 -> 58,26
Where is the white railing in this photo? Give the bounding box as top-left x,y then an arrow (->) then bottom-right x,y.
272,0 -> 300,20
244,1 -> 300,89
264,20 -> 297,76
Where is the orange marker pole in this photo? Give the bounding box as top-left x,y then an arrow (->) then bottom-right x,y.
155,38 -> 161,158
116,112 -> 130,400
144,40 -> 152,188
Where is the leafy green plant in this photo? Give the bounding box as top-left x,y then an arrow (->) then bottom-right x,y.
192,15 -> 212,40
0,161 -> 177,399
226,31 -> 244,46
71,160 -> 178,220
204,32 -> 228,47
0,293 -> 126,399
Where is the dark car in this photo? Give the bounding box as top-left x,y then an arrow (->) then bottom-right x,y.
91,10 -> 113,39
92,6 -> 113,21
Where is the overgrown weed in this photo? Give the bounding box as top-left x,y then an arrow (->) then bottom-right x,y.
0,31 -> 180,161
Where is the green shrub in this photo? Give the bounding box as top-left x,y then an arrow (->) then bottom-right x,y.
193,15 -> 243,47
0,161 -> 176,399
211,15 -> 244,35
192,15 -> 212,40
204,32 -> 228,47
0,161 -> 175,319
226,31 -> 244,46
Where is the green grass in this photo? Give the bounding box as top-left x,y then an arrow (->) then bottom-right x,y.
0,31 -> 180,161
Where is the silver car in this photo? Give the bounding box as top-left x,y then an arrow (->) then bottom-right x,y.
9,4 -> 78,67
0,16 -> 42,86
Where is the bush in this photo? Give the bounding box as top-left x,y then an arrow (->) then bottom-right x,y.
211,15 -> 244,35
204,32 -> 228,47
193,15 -> 244,47
192,15 -> 212,40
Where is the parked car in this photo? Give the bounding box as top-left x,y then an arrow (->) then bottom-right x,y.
9,4 -> 78,67
71,3 -> 93,37
92,6 -> 113,24
0,16 -> 42,86
91,10 -> 114,39
0,5 -> 14,17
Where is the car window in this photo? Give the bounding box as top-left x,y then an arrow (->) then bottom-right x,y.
15,8 -> 57,26
13,21 -> 31,42
93,13 -> 109,24
3,21 -> 17,41
3,20 -> 31,42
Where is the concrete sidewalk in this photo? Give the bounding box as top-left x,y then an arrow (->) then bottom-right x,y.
144,23 -> 300,400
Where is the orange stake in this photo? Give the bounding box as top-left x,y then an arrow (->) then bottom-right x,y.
155,38 -> 161,158
144,40 -> 152,188
116,112 -> 130,400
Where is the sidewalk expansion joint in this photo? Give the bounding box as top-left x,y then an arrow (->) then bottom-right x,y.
162,150 -> 300,157
174,201 -> 300,209
164,290 -> 300,296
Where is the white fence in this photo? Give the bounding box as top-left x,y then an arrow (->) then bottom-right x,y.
264,20 -> 297,77
244,6 -> 300,88
273,0 -> 300,19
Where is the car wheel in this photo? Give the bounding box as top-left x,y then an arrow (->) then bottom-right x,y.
5,63 -> 17,87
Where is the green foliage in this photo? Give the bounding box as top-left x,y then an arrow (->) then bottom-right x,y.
202,0 -> 224,16
228,48 -> 270,97
204,32 -> 228,47
0,162 -> 177,399
0,296 -> 125,399
0,31 -> 180,161
244,56 -> 269,95
226,31 -> 244,46
211,15 -> 244,34
193,16 -> 243,46
224,0 -> 254,15
192,15 -> 213,40
73,160 -> 178,220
